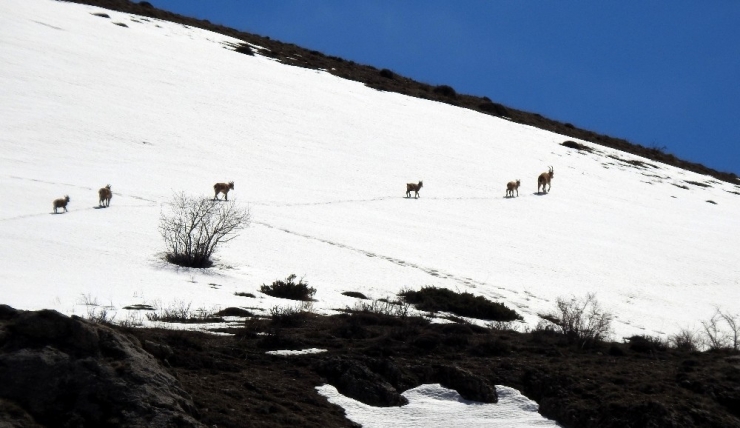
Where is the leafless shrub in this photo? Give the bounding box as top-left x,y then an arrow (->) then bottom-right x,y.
669,328 -> 702,352
352,298 -> 411,318
116,312 -> 144,328
145,300 -> 222,323
78,294 -> 115,324
269,302 -> 314,327
486,320 -> 522,332
159,191 -> 250,268
701,308 -> 740,351
545,293 -> 613,347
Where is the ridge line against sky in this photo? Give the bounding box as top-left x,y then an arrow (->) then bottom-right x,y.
147,1 -> 740,176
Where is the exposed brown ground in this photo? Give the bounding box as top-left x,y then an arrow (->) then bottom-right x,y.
124,312 -> 740,428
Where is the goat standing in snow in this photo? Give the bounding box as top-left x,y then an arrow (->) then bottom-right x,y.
98,184 -> 112,208
506,180 -> 520,198
214,181 -> 234,201
53,195 -> 70,214
406,181 -> 423,199
537,166 -> 554,194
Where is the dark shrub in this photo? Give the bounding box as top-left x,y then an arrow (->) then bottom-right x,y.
349,310 -> 406,327
342,291 -> 368,299
139,1 -> 154,8
685,180 -> 711,188
257,331 -> 304,350
609,345 -> 626,356
433,85 -> 457,98
92,13 -> 110,18
564,123 -> 575,129
628,335 -> 668,353
268,305 -> 310,327
442,334 -> 469,348
399,286 -> 521,321
471,339 -> 510,356
439,323 -> 475,335
413,332 -> 441,351
215,307 -> 252,317
478,102 -> 509,117
669,329 -> 701,352
332,314 -> 374,339
260,274 -> 316,301
561,140 -> 593,152
114,22 -> 128,28
379,69 -> 395,79
234,43 -> 255,56
234,292 -> 255,298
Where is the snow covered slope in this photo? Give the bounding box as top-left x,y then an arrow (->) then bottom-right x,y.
1,0 -> 739,341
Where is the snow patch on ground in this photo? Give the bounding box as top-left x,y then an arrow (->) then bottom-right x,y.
316,383 -> 560,427
266,348 -> 327,356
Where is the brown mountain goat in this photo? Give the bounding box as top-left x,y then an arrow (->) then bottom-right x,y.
538,166 -> 554,194
406,181 -> 423,199
53,195 -> 70,214
214,181 -> 234,200
98,184 -> 112,208
506,179 -> 521,198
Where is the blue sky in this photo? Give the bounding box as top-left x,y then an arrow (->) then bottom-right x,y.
149,1 -> 740,175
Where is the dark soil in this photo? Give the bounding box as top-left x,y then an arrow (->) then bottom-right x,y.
134,313 -> 740,428
64,0 -> 739,184
2,306 -> 740,427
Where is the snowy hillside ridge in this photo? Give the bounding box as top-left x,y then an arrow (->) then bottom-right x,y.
1,0 -> 739,346
66,0 -> 740,184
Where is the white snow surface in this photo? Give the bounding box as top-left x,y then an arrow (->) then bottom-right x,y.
266,348 -> 327,356
2,0 -> 739,342
316,383 -> 560,427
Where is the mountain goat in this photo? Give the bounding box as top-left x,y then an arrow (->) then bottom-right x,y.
538,166 -> 554,194
406,181 -> 423,199
98,184 -> 112,208
53,195 -> 70,214
506,179 -> 520,198
213,181 -> 234,200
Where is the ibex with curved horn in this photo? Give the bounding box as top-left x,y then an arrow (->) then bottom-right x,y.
537,166 -> 554,194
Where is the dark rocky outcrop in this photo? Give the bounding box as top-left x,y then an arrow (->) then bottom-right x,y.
314,356 -> 497,406
0,305 -> 204,428
315,357 -> 408,407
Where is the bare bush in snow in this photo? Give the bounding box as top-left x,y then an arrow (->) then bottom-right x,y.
669,328 -> 702,352
701,308 -> 740,351
545,293 -> 613,347
159,191 -> 250,268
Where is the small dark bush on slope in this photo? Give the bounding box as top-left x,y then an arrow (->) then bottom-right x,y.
399,286 -> 521,322
432,85 -> 457,98
478,101 -> 510,117
542,293 -> 613,348
261,274 -> 316,301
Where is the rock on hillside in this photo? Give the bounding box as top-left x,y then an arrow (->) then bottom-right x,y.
0,305 -> 204,428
